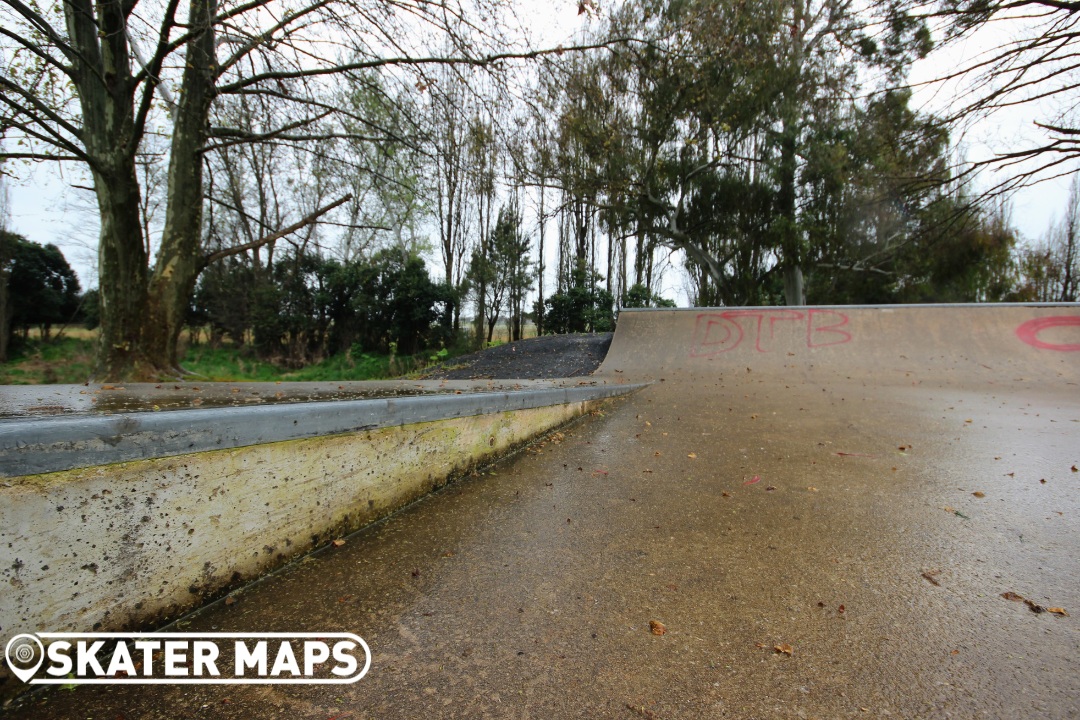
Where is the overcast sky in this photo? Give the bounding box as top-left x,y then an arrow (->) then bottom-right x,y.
3,1 -> 1073,294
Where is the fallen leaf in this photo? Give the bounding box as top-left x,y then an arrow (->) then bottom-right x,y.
721,491 -> 731,497
1001,591 -> 1025,602
1025,599 -> 1046,614
972,491 -> 985,498
774,643 -> 793,655
654,451 -> 661,457
807,486 -> 818,492
1072,465 -> 1078,472
922,570 -> 941,586
649,620 -> 666,636
687,452 -> 697,459
1040,478 -> 1047,484
765,486 -> 777,491
224,596 -> 237,606
1047,607 -> 1069,616
331,539 -> 346,547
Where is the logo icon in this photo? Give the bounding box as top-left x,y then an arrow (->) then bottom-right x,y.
5,634 -> 44,683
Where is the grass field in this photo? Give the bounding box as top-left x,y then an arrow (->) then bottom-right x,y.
0,320 -> 541,385
0,331 -> 460,384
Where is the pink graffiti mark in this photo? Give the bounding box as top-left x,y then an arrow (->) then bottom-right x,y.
1015,316 -> 1080,352
690,309 -> 852,358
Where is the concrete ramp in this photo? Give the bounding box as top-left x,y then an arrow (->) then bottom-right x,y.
601,304 -> 1080,384
5,304 -> 1080,719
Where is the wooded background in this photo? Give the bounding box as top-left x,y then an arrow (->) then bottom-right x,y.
1,0 -> 1078,378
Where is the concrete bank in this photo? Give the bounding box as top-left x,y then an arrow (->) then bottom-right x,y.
0,382 -> 641,657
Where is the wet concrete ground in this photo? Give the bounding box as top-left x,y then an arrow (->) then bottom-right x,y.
7,364 -> 1078,718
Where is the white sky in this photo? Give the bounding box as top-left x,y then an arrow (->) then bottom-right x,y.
905,14 -> 1075,244
3,0 -> 1073,297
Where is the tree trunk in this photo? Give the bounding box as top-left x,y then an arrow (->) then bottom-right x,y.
536,181 -> 545,336
778,112 -> 804,306
64,0 -> 150,378
65,0 -> 218,380
142,0 -> 218,373
778,0 -> 807,308
94,164 -> 150,379
0,231 -> 13,361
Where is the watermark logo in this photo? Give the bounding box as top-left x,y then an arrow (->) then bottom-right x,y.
4,633 -> 370,685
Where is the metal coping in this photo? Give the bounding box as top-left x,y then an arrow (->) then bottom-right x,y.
0,384 -> 645,478
617,302 -> 1080,312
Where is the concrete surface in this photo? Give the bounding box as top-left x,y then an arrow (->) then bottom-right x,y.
0,401 -> 611,666
4,304 -> 1080,719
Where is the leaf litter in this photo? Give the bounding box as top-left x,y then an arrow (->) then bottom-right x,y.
1001,591 -> 1069,616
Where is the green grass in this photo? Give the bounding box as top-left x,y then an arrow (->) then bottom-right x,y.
0,336 -> 97,384
180,345 -> 290,382
0,335 -> 462,384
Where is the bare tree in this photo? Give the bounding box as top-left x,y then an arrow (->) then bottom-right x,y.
0,0 -> 619,379
911,0 -> 1080,191
1023,173 -> 1080,300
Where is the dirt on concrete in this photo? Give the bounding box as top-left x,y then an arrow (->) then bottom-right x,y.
421,333 -> 613,380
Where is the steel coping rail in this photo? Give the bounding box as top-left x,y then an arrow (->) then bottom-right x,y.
616,302 -> 1080,311
0,384 -> 645,477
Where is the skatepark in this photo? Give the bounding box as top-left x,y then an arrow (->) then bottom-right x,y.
2,304 -> 1078,718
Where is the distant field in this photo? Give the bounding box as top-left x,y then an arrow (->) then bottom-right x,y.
2,332 -> 455,385
0,320 -> 544,384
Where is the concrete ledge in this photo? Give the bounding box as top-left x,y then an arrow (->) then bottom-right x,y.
0,384 -> 643,477
0,382 -> 641,654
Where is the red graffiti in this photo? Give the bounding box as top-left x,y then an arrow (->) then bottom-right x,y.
690,309 -> 852,357
1015,316 -> 1080,352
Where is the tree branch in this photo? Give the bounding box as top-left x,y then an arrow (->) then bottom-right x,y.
0,25 -> 75,79
200,193 -> 352,268
1036,121 -> 1080,135
216,39 -> 640,95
